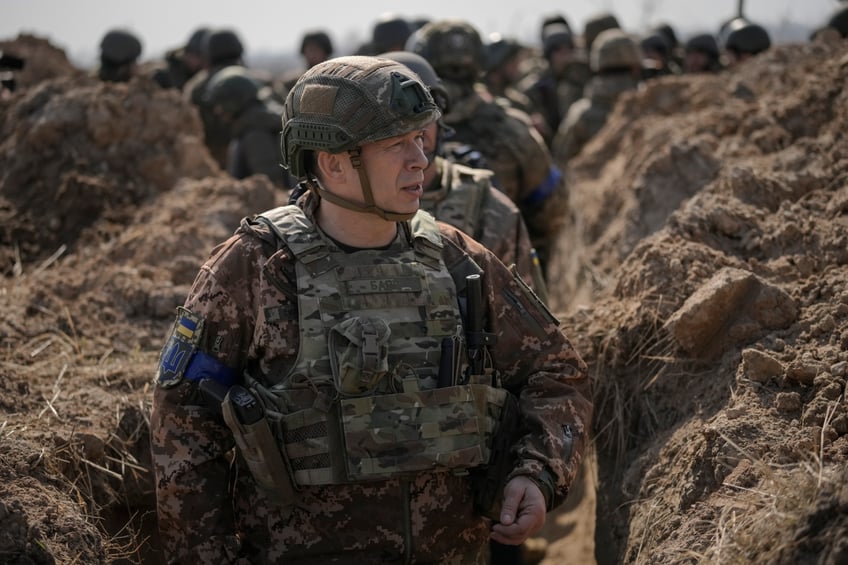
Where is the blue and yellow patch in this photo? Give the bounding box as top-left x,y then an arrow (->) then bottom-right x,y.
157,307 -> 204,388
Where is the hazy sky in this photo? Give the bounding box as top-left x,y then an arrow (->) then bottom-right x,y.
4,0 -> 841,66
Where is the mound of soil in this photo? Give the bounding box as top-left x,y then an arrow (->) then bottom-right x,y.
1,31 -> 847,565
546,36 -> 848,563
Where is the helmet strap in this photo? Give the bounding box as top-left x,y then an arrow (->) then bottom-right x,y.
306,148 -> 416,222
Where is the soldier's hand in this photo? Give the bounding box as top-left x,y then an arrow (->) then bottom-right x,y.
489,475 -> 547,545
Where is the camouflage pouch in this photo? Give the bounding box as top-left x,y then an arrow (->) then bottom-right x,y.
328,316 -> 392,396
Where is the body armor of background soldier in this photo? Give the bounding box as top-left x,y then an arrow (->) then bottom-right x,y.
408,19 -> 570,275
96,29 -> 142,83
151,55 -> 591,564
203,67 -> 289,189
552,28 -> 641,165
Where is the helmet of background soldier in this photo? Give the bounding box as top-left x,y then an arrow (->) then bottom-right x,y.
372,14 -> 413,53
591,28 -> 641,73
185,27 -> 210,56
484,33 -> 523,73
280,55 -> 440,180
379,50 -> 450,113
300,30 -> 334,57
542,23 -> 575,59
540,13 -> 572,42
685,33 -> 720,60
204,29 -> 244,66
640,32 -> 670,59
827,6 -> 848,37
724,20 -> 771,56
406,19 -> 485,84
203,66 -> 260,116
99,29 -> 142,65
652,23 -> 680,52
583,12 -> 621,52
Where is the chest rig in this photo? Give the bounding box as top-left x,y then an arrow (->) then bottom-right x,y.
247,205 -> 508,487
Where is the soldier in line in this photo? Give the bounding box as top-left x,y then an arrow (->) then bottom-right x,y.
409,20 -> 570,276
683,33 -> 722,74
552,29 -> 642,165
483,34 -> 536,118
152,27 -> 209,91
518,23 -> 590,146
380,50 -> 549,303
183,28 -> 250,168
202,67 -> 290,189
277,30 -> 335,97
96,29 -> 142,83
722,19 -> 772,67
150,55 -> 591,564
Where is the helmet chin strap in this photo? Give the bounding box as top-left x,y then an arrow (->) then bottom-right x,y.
308,148 -> 417,222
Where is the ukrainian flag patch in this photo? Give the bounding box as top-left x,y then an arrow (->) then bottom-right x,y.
157,307 -> 204,388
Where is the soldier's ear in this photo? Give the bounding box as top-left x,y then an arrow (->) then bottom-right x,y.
316,150 -> 346,182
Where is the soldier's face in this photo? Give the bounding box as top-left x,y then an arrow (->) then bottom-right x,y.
358,128 -> 429,214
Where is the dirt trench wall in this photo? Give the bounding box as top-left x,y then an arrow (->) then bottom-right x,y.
549,38 -> 848,563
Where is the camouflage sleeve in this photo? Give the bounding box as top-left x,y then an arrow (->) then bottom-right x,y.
439,225 -> 592,509
150,234 -> 266,563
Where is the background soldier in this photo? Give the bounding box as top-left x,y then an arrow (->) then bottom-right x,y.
683,33 -> 722,74
408,19 -> 570,276
203,67 -> 289,189
381,50 -> 549,302
151,55 -> 591,564
96,29 -> 142,83
552,29 -> 642,165
152,27 -> 209,90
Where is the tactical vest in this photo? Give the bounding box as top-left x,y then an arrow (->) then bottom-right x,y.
247,205 -> 509,486
419,159 -> 491,242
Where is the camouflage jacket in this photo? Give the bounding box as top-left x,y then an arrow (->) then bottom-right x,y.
150,191 -> 591,564
419,156 -> 546,299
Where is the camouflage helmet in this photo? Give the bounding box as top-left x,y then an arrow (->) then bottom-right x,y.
407,20 -> 485,84
591,29 -> 641,73
203,66 -> 260,115
280,55 -> 439,179
99,29 -> 142,65
584,12 -> 621,51
724,21 -> 772,56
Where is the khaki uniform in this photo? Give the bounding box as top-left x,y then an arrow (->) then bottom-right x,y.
151,191 -> 591,564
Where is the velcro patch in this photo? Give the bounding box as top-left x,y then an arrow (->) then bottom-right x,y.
157,307 -> 204,388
